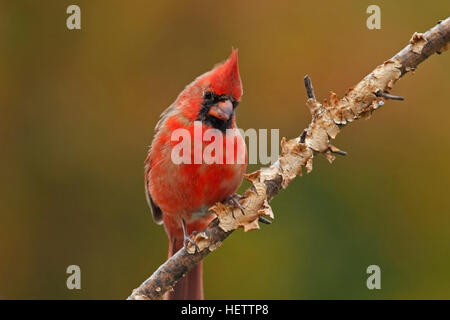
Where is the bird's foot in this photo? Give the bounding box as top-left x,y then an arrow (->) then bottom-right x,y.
226,194 -> 272,225
181,218 -> 200,252
183,231 -> 200,252
226,193 -> 245,218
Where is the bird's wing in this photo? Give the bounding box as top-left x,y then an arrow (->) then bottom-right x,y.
145,155 -> 163,225
144,104 -> 178,225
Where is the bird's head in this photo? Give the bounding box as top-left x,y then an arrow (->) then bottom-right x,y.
175,49 -> 243,132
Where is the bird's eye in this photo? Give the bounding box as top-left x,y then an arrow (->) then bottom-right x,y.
203,91 -> 214,101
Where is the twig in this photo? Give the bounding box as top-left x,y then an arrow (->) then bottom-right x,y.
375,89 -> 405,100
128,17 -> 450,300
304,75 -> 316,100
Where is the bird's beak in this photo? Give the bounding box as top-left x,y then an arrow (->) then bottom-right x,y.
208,100 -> 233,121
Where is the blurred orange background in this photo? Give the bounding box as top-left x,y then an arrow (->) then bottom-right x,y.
0,1 -> 449,299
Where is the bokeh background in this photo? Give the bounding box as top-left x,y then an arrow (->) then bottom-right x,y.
1,0 -> 449,299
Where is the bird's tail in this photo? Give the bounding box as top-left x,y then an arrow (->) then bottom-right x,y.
165,236 -> 203,300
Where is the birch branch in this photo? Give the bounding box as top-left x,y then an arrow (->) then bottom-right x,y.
128,17 -> 450,300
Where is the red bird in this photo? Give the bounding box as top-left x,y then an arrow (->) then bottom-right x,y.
144,50 -> 247,300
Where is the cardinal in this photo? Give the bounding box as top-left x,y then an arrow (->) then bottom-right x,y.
144,50 -> 247,300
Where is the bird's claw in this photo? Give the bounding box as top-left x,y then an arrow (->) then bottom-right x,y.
183,231 -> 199,252
181,218 -> 200,252
226,194 -> 271,225
226,193 -> 245,218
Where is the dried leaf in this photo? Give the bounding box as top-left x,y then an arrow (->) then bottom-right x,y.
186,232 -> 210,254
409,32 -> 427,54
305,156 -> 313,173
213,202 -> 236,232
324,150 -> 335,163
208,241 -> 222,252
242,218 -> 260,232
306,98 -> 321,115
279,138 -> 313,188
244,170 -> 260,183
213,184 -> 269,233
329,91 -> 339,107
305,122 -> 329,152
325,120 -> 340,138
258,199 -> 274,220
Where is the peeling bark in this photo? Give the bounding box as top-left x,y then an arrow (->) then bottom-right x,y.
128,17 -> 450,300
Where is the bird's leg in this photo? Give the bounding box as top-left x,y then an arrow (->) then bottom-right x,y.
181,218 -> 199,252
226,193 -> 245,217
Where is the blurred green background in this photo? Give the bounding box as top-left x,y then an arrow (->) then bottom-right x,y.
0,0 -> 449,299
